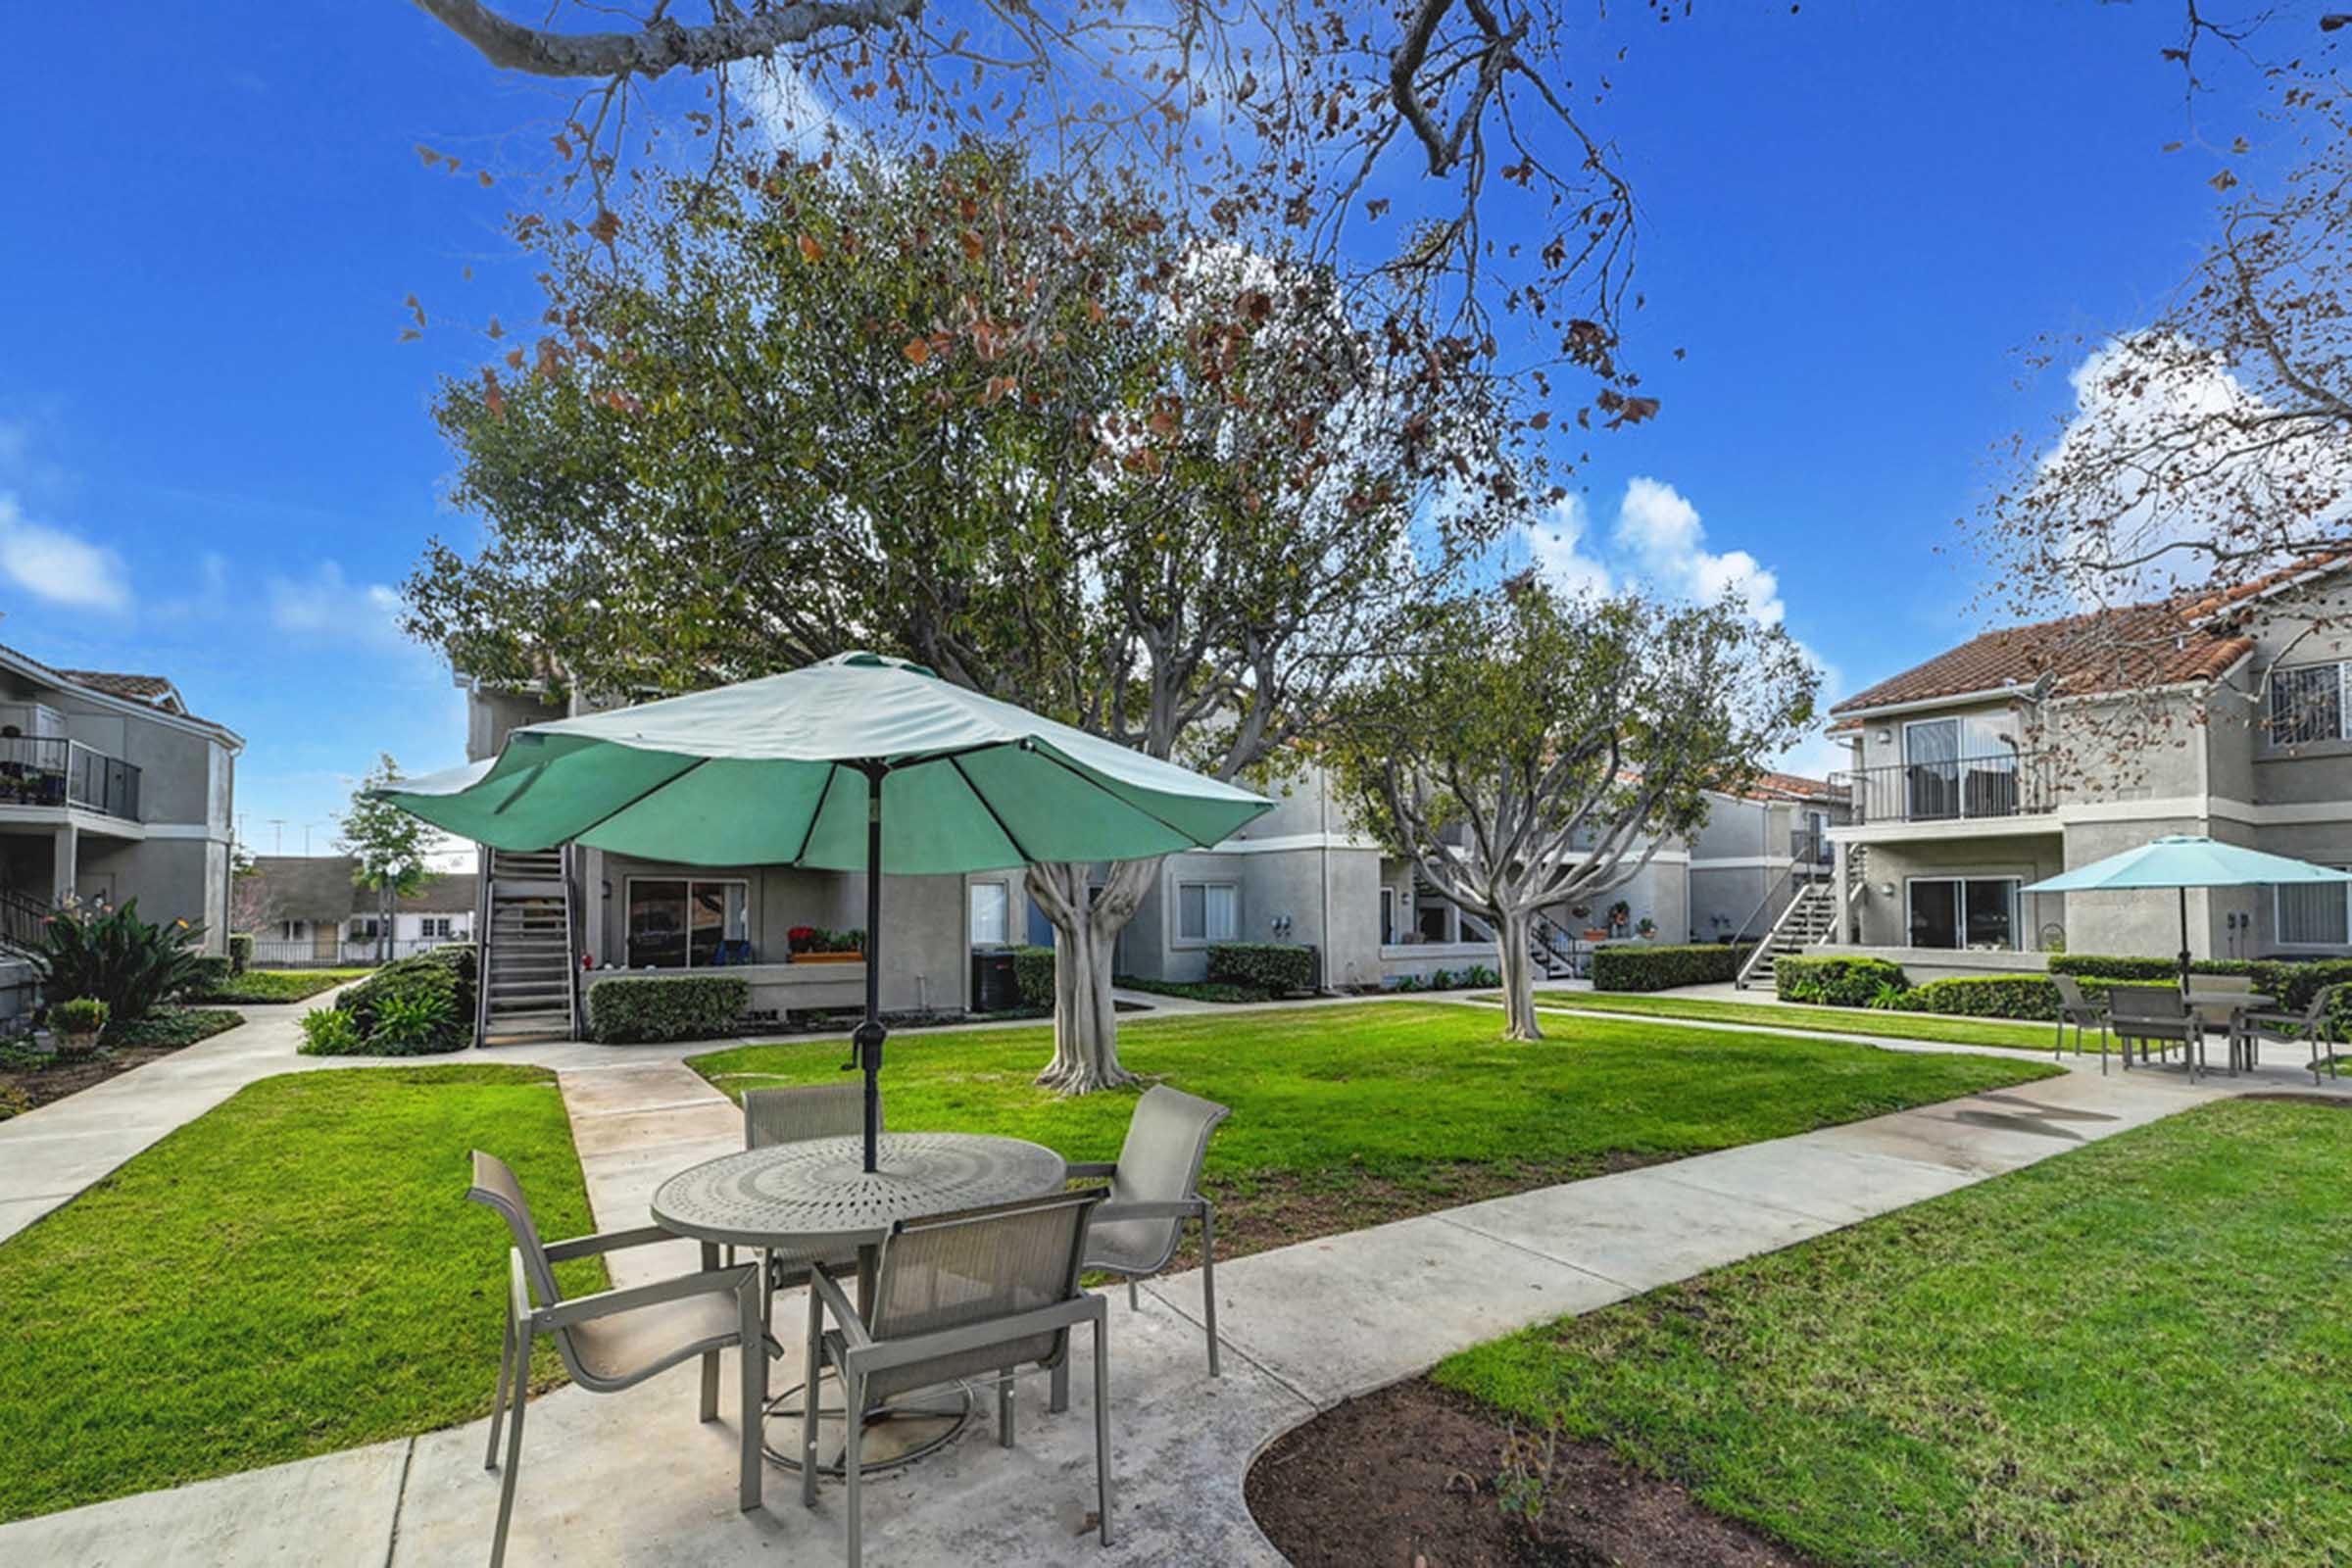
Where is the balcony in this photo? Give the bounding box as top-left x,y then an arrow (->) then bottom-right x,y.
1833,751 -> 2053,827
1791,827 -> 1835,866
0,736 -> 142,821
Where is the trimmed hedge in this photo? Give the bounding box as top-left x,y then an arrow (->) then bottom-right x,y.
587,974 -> 748,1044
332,945 -> 477,1055
1205,942 -> 1316,996
226,933 -> 254,974
1772,955 -> 1908,1007
1900,973 -> 2165,1022
1011,946 -> 1056,1010
186,956 -> 233,995
1592,942 -> 1750,993
2047,954 -> 2259,980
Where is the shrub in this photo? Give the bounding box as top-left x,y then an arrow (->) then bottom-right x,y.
335,947 -> 475,1054
1772,955 -> 1908,1007
30,900 -> 209,1024
2047,954 -> 2258,980
1114,975 -> 1268,1004
298,1007 -> 366,1056
1206,942 -> 1316,996
587,974 -> 748,1044
1592,942 -> 1751,993
49,998 -> 111,1037
187,956 -> 233,995
0,1085 -> 32,1122
1903,974 -> 2063,1021
1011,946 -> 1056,1009
226,933 -> 254,974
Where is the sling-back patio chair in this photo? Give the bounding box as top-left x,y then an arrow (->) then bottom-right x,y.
737,1083 -> 883,1310
2049,974 -> 2110,1072
1065,1085 -> 1231,1383
467,1152 -> 767,1568
2108,986 -> 2205,1081
2230,983 -> 2348,1084
801,1189 -> 1113,1568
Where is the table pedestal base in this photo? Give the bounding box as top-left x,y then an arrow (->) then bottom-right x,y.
762,1369 -> 973,1475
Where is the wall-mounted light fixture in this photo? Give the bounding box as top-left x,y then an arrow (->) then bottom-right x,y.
1878,881 -> 1896,899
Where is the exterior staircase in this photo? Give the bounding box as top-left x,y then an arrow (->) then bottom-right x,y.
1735,879 -> 1838,992
476,847 -> 579,1045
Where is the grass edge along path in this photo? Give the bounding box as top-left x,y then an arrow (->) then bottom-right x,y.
0,1063 -> 606,1525
689,1002 -> 2058,1263
1521,989 -> 2064,1053
1435,1098 -> 2352,1568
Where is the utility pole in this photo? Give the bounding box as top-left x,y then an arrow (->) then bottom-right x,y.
268,818 -> 286,855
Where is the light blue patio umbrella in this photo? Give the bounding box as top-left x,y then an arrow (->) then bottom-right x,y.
2022,836 -> 2352,991
373,652 -> 1273,1170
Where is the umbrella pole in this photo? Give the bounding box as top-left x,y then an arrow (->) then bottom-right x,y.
856,764 -> 886,1174
2178,885 -> 2191,997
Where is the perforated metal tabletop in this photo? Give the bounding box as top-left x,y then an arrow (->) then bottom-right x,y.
651,1131 -> 1069,1251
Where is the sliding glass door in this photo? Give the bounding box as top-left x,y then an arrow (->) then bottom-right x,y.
1904,716 -> 2019,821
626,877 -> 749,967
1906,877 -> 2020,950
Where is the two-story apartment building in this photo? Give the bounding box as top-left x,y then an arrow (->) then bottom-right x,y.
0,642 -> 241,951
242,855 -> 477,966
1817,565 -> 2352,979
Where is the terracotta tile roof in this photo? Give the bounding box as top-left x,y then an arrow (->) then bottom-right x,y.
1830,599 -> 2256,717
55,668 -> 179,707
1742,770 -> 1844,803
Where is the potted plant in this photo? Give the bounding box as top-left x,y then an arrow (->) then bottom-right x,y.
788,926 -> 866,964
1607,900 -> 1631,934
1635,916 -> 1657,940
49,997 -> 109,1056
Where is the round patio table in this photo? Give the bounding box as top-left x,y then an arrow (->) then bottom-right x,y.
652,1131 -> 1069,1474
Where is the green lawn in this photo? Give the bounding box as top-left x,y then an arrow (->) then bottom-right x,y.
1527,989 -> 2063,1053
691,1002 -> 2057,1258
196,967 -> 372,1004
1436,1098 -> 2352,1568
0,1064 -> 605,1524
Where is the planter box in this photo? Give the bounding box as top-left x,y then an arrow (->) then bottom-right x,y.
789,952 -> 864,965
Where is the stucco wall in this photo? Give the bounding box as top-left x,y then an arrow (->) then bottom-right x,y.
1848,831 -> 2065,951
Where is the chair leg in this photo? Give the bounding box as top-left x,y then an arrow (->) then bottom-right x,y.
1051,1354 -> 1070,1414
845,1371 -> 865,1568
1094,1315 -> 1113,1548
802,1283 -> 824,1510
701,1348 -> 721,1423
739,1279 -> 765,1513
1127,1278 -> 1139,1312
998,1368 -> 1015,1448
485,1303 -> 516,1471
1199,1200 -> 1221,1380
488,1347 -> 529,1568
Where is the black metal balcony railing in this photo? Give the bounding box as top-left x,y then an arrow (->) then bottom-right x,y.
1832,752 -> 2053,826
0,736 -> 142,821
1790,828 -> 1835,866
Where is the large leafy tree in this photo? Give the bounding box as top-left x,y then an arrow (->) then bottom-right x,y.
339,755 -> 433,963
1325,576 -> 1816,1040
406,146 -> 1508,1091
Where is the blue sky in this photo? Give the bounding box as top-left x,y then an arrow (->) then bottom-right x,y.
0,3 -> 2281,840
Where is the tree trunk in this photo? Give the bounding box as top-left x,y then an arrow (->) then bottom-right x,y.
1495,907 -> 1544,1042
1027,858 -> 1160,1095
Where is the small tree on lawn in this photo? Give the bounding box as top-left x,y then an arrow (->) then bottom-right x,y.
338,755 -> 431,964
227,844 -> 275,937
1326,577 -> 1816,1041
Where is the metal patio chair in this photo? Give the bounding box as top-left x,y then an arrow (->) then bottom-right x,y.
1065,1085 -> 1231,1381
2230,983 -> 2348,1084
801,1189 -> 1113,1568
466,1152 -> 767,1568
2049,974 -> 2110,1072
739,1083 -> 883,1306
2107,986 -> 2204,1081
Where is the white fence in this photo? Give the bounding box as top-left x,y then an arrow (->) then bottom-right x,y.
246,938 -> 461,970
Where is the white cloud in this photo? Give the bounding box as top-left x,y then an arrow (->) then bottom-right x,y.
267,561 -> 405,646
0,493 -> 131,612
1513,495 -> 1613,599
740,56 -> 854,155
1611,476 -> 1787,625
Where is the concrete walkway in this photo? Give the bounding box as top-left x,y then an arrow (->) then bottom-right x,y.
11,990 -> 2337,1566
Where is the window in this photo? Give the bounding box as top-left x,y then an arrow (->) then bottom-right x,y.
626,878 -> 749,967
1380,888 -> 1396,945
348,917 -> 381,940
2269,663 -> 2346,746
1906,877 -> 2019,950
1176,880 -> 1238,943
277,919 -> 304,941
1904,715 -> 2019,820
2276,874 -> 2352,947
968,881 -> 1009,947
420,915 -> 453,940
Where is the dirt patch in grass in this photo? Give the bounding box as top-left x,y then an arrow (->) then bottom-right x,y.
1249,1378 -> 1813,1568
1197,1154 -> 1650,1264
0,1009 -> 243,1115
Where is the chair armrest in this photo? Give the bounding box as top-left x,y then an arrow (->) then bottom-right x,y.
1094,1199 -> 1202,1223
1063,1162 -> 1118,1181
806,1264 -> 873,1351
535,1262 -> 758,1331
542,1224 -> 680,1261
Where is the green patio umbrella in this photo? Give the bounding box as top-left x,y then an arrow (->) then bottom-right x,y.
376,652 -> 1273,1170
2022,836 -> 2352,991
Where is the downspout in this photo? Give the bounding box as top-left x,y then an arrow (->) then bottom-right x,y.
219,746 -> 236,956
1318,768 -> 1335,992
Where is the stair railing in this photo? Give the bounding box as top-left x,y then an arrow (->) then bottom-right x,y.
1734,881 -> 1832,990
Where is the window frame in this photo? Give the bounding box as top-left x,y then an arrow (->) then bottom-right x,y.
2273,870 -> 2352,950
1173,878 -> 1240,947
967,879 -> 1012,948
2267,661 -> 2349,748
1903,875 -> 2022,952
622,874 -> 752,969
